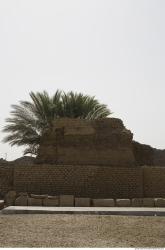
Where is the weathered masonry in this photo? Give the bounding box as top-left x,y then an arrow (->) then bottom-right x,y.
1,118 -> 165,199
36,118 -> 165,166
36,118 -> 136,166
1,165 -> 165,199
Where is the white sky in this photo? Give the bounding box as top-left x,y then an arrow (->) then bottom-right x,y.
0,0 -> 165,160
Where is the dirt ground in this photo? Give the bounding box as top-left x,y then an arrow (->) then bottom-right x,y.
0,214 -> 165,247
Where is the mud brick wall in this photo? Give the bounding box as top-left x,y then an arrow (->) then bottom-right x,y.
13,165 -> 143,198
0,166 -> 14,197
132,141 -> 165,167
143,167 -> 165,197
153,149 -> 165,166
132,141 -> 154,166
2,164 -> 165,199
36,118 -> 136,167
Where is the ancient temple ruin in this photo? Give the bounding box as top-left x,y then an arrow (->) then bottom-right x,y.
1,117 -> 165,204
36,118 -> 135,166
36,117 -> 165,167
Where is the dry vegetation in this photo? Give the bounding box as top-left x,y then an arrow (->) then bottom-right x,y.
0,214 -> 165,247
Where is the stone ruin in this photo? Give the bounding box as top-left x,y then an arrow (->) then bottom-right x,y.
36,118 -> 136,166
36,117 -> 165,167
1,117 -> 165,210
133,141 -> 165,166
4,191 -> 165,208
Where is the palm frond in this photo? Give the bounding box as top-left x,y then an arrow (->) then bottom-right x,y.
2,89 -> 112,156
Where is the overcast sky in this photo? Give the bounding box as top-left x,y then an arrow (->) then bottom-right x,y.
0,0 -> 165,160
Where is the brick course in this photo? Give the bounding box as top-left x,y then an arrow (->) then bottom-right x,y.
1,165 -> 165,199
143,166 -> 165,197
0,166 -> 13,197
13,165 -> 143,198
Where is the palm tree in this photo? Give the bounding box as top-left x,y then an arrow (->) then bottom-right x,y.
2,90 -> 111,155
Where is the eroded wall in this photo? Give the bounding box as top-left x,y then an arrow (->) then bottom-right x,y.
36,118 -> 136,167
132,141 -> 165,166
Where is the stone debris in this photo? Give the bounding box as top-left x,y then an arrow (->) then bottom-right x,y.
3,190 -> 165,208
154,198 -> 165,207
31,194 -> 48,199
18,192 -> 28,196
0,200 -> 4,210
5,191 -> 17,206
75,198 -> 91,207
131,198 -> 143,207
60,195 -> 74,207
116,199 -> 131,207
15,194 -> 28,206
92,199 -> 115,207
28,197 -> 42,206
43,196 -> 59,207
142,198 -> 155,207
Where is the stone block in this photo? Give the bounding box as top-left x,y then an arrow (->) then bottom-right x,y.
28,198 -> 42,206
142,198 -> 155,207
131,198 -> 143,207
5,190 -> 17,206
0,200 -> 4,210
31,194 -> 48,199
15,195 -> 28,206
19,192 -> 28,196
155,198 -> 165,207
75,198 -> 91,207
92,199 -> 115,207
60,195 -> 74,207
43,196 -> 59,207
116,199 -> 131,207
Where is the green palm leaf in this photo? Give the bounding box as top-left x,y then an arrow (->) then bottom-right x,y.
2,90 -> 111,155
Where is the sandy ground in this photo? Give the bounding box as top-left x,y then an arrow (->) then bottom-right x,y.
0,214 -> 165,247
